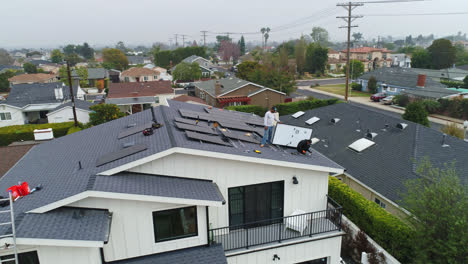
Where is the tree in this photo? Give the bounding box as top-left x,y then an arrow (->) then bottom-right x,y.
0,49 -> 14,65
153,46 -> 207,69
236,61 -> 262,80
352,32 -> 363,42
115,41 -> 128,53
411,48 -> 432,69
367,76 -> 377,94
63,44 -> 76,55
343,59 -> 365,79
0,70 -> 16,92
238,36 -> 246,55
464,75 -> 468,88
384,42 -> 396,51
295,37 -> 307,75
64,53 -> 81,66
172,62 -> 202,81
402,158 -> 468,263
26,51 -> 41,57
80,42 -> 94,60
102,48 -> 128,71
75,67 -> 89,88
428,39 -> 456,69
51,49 -> 64,63
403,101 -> 430,127
305,43 -> 328,74
23,62 -> 37,74
310,27 -> 329,45
214,36 -> 232,51
89,104 -> 125,126
279,46 -> 289,70
440,123 -> 465,139
219,41 -> 240,63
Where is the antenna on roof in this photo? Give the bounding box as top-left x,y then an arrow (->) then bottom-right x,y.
442,134 -> 450,148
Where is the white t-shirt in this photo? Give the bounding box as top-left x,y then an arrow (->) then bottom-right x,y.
264,111 -> 280,127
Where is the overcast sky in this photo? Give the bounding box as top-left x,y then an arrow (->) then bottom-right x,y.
2,0 -> 468,48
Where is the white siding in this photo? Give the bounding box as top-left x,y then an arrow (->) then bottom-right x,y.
0,104 -> 25,127
128,153 -> 330,229
226,235 -> 342,264
69,197 -> 208,262
47,107 -> 90,124
0,245 -> 100,264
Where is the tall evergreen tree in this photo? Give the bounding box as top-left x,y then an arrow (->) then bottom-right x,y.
295,37 -> 307,75
239,36 -> 246,55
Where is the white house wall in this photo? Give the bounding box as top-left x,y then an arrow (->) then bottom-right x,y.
0,104 -> 25,127
69,197 -> 208,262
226,235 -> 342,264
128,153 -> 330,229
0,245 -> 100,264
47,108 -> 90,124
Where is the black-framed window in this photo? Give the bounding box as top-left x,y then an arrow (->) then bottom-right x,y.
153,206 -> 198,243
228,181 -> 284,227
296,257 -> 328,264
1,251 -> 40,264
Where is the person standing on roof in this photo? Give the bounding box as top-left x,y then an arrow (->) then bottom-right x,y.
297,139 -> 312,154
261,107 -> 281,147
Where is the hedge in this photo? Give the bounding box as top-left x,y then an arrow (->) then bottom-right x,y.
328,177 -> 414,263
274,98 -> 340,116
0,122 -> 75,146
66,126 -> 83,135
225,105 -> 267,116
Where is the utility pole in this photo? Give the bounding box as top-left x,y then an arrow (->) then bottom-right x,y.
201,31 -> 208,47
180,34 -> 189,47
175,34 -> 179,47
337,2 -> 363,102
66,61 -> 79,127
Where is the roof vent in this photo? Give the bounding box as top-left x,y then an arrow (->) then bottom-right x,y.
366,132 -> 378,140
442,134 -> 450,148
292,111 -> 305,119
305,116 -> 320,125
331,118 -> 340,124
123,141 -> 135,148
349,138 -> 375,153
396,123 -> 408,130
381,123 -> 389,131
311,137 -> 320,145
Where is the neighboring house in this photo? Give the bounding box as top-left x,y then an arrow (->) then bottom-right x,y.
194,77 -> 285,108
127,56 -> 152,65
340,47 -> 393,72
108,69 -> 121,83
0,65 -> 22,74
327,49 -> 340,60
0,100 -> 344,264
327,58 -> 346,73
390,53 -> 411,68
172,94 -> 207,105
172,55 -> 215,78
0,82 -> 86,127
357,67 -> 458,99
144,65 -> 173,81
106,81 -> 174,114
283,103 -> 468,218
72,68 -> 109,88
38,63 -> 62,74
0,145 -> 34,177
120,67 -> 160,82
25,59 -> 52,66
8,73 -> 58,85
47,100 -> 94,124
410,67 -> 468,82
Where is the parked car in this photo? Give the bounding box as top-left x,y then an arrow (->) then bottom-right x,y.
381,95 -> 394,105
370,93 -> 387,102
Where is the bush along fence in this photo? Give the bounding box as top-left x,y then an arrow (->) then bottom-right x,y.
0,122 -> 75,146
328,177 -> 414,263
225,105 -> 267,116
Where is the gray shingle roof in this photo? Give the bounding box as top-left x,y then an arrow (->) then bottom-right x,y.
0,65 -> 22,73
50,99 -> 94,113
0,100 -> 340,240
72,68 -> 109,80
359,67 -> 447,89
282,103 -> 468,205
109,244 -> 227,264
194,77 -> 253,96
4,82 -> 79,108
182,55 -> 206,64
106,96 -> 156,105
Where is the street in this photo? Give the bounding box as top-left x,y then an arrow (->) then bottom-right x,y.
296,78 -> 345,87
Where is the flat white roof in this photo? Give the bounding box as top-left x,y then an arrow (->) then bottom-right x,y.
349,138 -> 375,153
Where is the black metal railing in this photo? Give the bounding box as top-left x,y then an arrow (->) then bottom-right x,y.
209,197 -> 342,251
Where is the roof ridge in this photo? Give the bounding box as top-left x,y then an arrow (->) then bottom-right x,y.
411,125 -> 420,174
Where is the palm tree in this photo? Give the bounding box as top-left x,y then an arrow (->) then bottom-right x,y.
260,28 -> 266,49
264,27 -> 271,49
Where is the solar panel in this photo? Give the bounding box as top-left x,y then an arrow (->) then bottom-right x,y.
175,122 -> 217,134
244,118 -> 264,126
220,129 -> 260,144
118,122 -> 153,139
218,121 -> 254,132
96,144 -> 147,167
185,131 -> 231,146
174,117 -> 209,127
179,109 -> 212,121
252,127 -> 266,136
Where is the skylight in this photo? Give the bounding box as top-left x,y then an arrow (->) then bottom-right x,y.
305,116 -> 320,125
348,138 -> 375,153
292,111 -> 305,119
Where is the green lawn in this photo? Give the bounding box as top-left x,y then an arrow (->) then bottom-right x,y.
313,84 -> 371,97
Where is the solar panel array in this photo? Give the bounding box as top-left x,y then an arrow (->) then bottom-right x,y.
220,130 -> 260,144
96,144 -> 148,167
185,131 -> 232,146
175,122 -> 217,134
174,117 -> 209,127
118,122 -> 153,139
217,121 -> 254,132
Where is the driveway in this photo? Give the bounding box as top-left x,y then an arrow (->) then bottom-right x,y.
296,78 -> 345,87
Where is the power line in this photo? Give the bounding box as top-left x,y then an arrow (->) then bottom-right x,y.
364,12 -> 468,16
200,31 -> 208,47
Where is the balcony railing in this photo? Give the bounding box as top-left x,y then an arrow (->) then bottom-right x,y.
209,196 -> 342,251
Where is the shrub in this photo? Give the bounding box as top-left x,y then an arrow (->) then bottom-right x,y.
351,82 -> 362,91
225,105 -> 267,116
0,122 -> 75,146
66,126 -> 83,135
440,79 -> 465,88
403,101 -> 430,127
393,94 -> 410,107
328,177 -> 414,263
89,104 -> 125,126
421,99 -> 441,114
367,76 -> 377,94
447,98 -> 463,118
274,98 -> 340,116
440,123 -> 465,139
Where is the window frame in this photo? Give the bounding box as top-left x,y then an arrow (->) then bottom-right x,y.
1,250 -> 40,264
152,206 -> 198,243
0,112 -> 12,121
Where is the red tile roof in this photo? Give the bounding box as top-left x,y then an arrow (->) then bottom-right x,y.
0,145 -> 34,177
121,67 -> 157,77
108,81 -> 173,98
8,73 -> 57,84
172,95 -> 207,105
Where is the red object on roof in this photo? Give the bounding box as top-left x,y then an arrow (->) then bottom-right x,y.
217,96 -> 251,107
108,81 -> 173,98
8,182 -> 31,200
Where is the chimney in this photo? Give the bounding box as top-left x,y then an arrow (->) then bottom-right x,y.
215,81 -> 222,97
54,85 -> 63,100
417,74 -> 426,88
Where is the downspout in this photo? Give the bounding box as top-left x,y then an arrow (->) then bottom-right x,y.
206,206 -> 210,246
